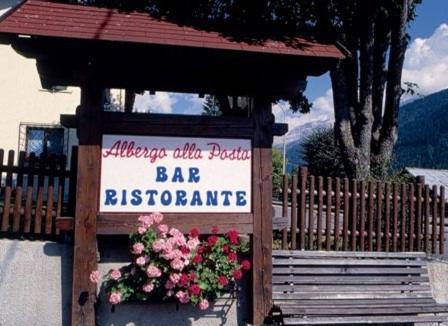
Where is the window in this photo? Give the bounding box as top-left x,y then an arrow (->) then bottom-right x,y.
19,123 -> 67,157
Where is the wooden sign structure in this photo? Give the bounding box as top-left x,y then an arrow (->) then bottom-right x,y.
0,2 -> 343,325
65,91 -> 279,325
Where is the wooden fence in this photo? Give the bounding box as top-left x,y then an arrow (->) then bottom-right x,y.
0,148 -> 77,238
279,167 -> 446,255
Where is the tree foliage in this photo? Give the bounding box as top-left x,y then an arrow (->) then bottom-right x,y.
272,148 -> 285,196
301,128 -> 345,178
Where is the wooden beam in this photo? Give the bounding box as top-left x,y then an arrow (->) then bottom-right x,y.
97,213 -> 253,235
61,112 -> 288,137
55,216 -> 74,231
71,84 -> 102,326
252,96 -> 273,324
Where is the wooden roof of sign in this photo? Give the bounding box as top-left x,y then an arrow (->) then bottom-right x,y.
0,0 -> 345,96
0,0 -> 343,59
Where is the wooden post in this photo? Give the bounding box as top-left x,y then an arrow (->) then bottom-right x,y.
291,175 -> 298,250
368,182 -> 374,251
317,176 -> 323,250
281,175 -> 289,249
359,181 -> 366,251
299,167 -> 308,250
308,176 -> 315,249
71,84 -> 102,326
424,185 -> 430,253
401,184 -> 407,252
440,186 -> 445,255
252,96 -> 273,324
351,179 -> 358,251
343,178 -> 349,250
409,183 -> 415,252
376,182 -> 383,251
334,177 -> 341,250
385,183 -> 391,252
325,177 -> 332,251
432,185 -> 438,254
416,175 -> 425,185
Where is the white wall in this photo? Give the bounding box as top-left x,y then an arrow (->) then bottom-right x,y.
0,45 -> 80,156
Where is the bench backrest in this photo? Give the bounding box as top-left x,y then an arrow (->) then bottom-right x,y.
272,250 -> 432,301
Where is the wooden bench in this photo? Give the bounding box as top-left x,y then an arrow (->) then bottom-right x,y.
271,250 -> 448,325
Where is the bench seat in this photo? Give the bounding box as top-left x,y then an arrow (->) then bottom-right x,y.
272,250 -> 448,325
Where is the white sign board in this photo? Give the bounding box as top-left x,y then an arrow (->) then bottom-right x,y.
100,135 -> 252,213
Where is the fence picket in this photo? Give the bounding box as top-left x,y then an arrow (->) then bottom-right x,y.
351,179 -> 358,251
291,175 -> 298,250
1,150 -> 14,232
440,186 -> 445,255
368,182 -> 374,251
334,178 -> 341,251
376,182 -> 383,251
68,147 -> 78,216
385,183 -> 391,252
45,159 -> 56,234
282,175 -> 289,249
343,178 -> 349,251
326,177 -> 332,251
416,183 -> 423,251
308,176 -> 315,249
401,184 -> 407,252
12,151 -> 25,232
317,177 -> 324,250
55,156 -> 67,235
299,167 -> 308,250
23,154 -> 36,233
409,183 -> 415,252
359,181 -> 366,251
431,185 -> 438,255
393,183 -> 399,252
33,157 -> 45,234
424,185 -> 430,253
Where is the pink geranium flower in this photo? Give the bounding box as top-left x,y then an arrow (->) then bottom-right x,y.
151,212 -> 164,224
169,227 -> 183,238
132,243 -> 145,255
187,238 -> 200,251
198,299 -> 209,310
158,224 -> 169,234
146,265 -> 162,278
169,273 -> 181,284
170,258 -> 185,271
109,292 -> 121,304
152,239 -> 166,253
136,256 -> 146,266
110,269 -> 121,281
142,282 -> 154,293
175,290 -> 190,304
89,270 -> 101,284
138,215 -> 153,227
137,226 -> 147,234
165,280 -> 175,289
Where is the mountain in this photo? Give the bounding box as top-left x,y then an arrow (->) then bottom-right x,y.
274,119 -> 332,172
394,88 -> 448,169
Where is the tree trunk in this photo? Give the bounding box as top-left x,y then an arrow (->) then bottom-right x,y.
377,0 -> 411,176
124,90 -> 136,113
331,59 -> 365,179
